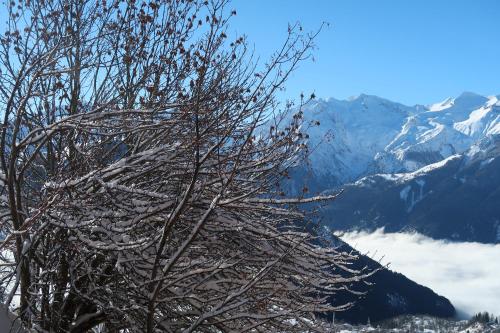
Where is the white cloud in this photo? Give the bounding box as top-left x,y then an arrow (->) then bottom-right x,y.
339,229 -> 500,319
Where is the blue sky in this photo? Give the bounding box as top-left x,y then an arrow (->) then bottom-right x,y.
231,0 -> 500,105
1,1 -> 498,105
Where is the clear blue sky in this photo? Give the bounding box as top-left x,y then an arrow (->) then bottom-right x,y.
1,1 -> 499,106
231,0 -> 500,105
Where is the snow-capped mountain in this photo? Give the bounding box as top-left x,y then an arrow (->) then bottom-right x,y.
296,92 -> 499,191
300,94 -> 419,187
321,135 -> 500,243
287,92 -> 500,242
377,92 -> 499,173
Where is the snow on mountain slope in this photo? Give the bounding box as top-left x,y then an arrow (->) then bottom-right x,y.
428,97 -> 455,112
302,94 -> 419,185
354,154 -> 462,188
454,95 -> 500,137
319,135 -> 500,243
299,92 -> 499,189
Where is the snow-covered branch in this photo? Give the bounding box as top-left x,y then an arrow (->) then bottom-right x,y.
0,1 -> 370,332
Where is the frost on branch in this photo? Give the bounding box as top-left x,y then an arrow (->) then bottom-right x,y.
0,0 -> 371,331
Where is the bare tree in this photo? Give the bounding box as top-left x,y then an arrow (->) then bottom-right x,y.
0,0 -> 370,331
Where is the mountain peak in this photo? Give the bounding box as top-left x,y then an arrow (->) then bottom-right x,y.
454,91 -> 488,107
343,93 -> 388,103
428,97 -> 454,112
426,92 -> 489,112
457,91 -> 484,99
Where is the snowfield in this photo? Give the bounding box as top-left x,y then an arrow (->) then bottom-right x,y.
300,92 -> 499,186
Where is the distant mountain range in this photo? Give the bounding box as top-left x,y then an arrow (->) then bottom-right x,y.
287,92 -> 500,243
285,92 -> 499,323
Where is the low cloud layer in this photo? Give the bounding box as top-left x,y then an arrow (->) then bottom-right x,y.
339,229 -> 500,319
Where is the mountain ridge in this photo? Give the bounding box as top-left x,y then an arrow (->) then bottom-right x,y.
294,91 -> 499,190
287,92 -> 500,243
